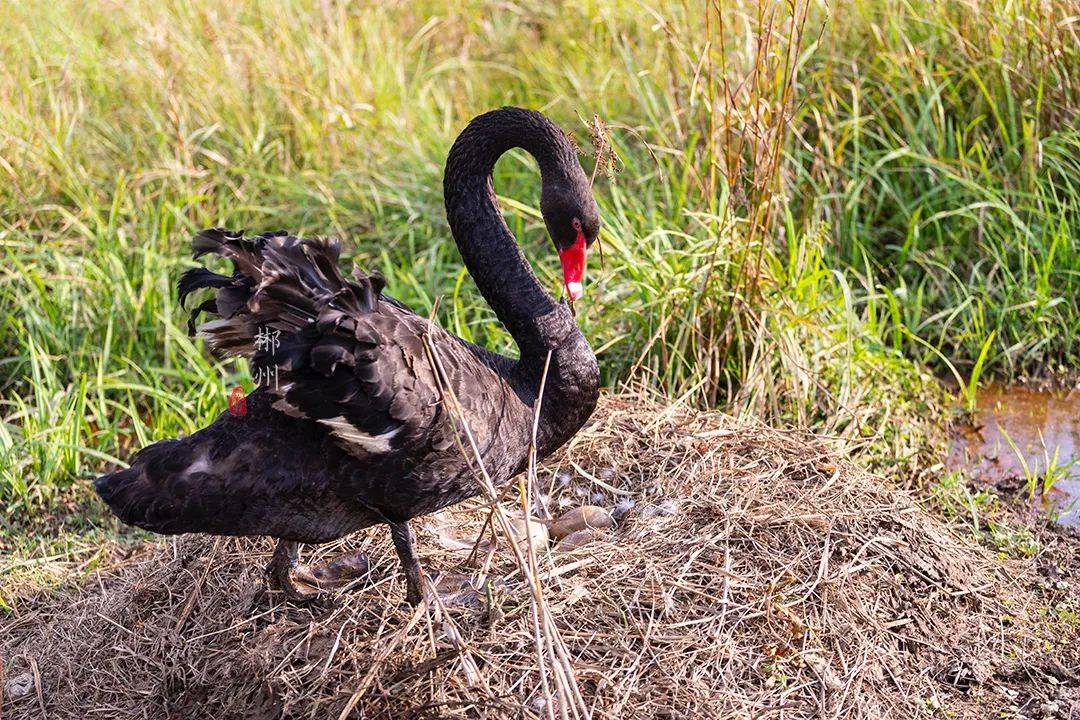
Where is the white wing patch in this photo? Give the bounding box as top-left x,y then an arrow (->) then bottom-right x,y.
318,416 -> 401,454
184,453 -> 211,477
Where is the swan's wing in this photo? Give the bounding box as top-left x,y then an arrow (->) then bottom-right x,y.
178,228 -> 452,459
266,303 -> 445,458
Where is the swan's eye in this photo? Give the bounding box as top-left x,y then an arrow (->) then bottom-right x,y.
571,217 -> 589,246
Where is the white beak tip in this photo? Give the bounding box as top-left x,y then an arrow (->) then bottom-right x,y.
566,282 -> 584,301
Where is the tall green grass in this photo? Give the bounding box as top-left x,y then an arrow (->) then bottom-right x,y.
795,0 -> 1079,375
0,0 -> 1075,518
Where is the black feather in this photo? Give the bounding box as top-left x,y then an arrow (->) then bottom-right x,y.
187,298 -> 219,336
178,267 -> 233,308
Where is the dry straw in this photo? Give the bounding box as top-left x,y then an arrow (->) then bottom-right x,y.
1,393 -> 1074,719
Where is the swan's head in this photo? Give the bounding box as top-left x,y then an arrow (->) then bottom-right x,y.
542,181 -> 601,302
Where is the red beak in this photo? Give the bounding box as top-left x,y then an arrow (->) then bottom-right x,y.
557,231 -> 587,301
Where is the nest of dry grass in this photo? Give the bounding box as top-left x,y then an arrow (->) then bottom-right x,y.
1,394 -> 1075,719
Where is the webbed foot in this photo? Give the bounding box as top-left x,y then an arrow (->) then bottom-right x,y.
266,540 -> 370,603
302,550 -> 371,591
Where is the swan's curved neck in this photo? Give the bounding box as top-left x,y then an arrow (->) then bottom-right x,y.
443,108 -> 582,367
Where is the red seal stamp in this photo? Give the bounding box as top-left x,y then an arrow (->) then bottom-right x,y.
228,386 -> 247,416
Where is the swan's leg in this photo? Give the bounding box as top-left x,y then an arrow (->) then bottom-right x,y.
266,539 -> 322,602
390,522 -> 424,605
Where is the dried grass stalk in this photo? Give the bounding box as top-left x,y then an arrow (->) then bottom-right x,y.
1,394 -> 1075,719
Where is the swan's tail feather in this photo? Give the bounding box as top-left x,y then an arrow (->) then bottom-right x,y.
92,399 -> 371,542
93,439 -> 214,536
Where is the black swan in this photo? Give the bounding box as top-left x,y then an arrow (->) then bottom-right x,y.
94,107 -> 602,605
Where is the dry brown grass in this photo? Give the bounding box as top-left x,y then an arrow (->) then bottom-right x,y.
1,394 -> 1076,719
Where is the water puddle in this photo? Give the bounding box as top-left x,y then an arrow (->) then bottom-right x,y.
948,383 -> 1080,526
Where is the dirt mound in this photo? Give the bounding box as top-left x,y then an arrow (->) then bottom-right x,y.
2,395 -> 1076,719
